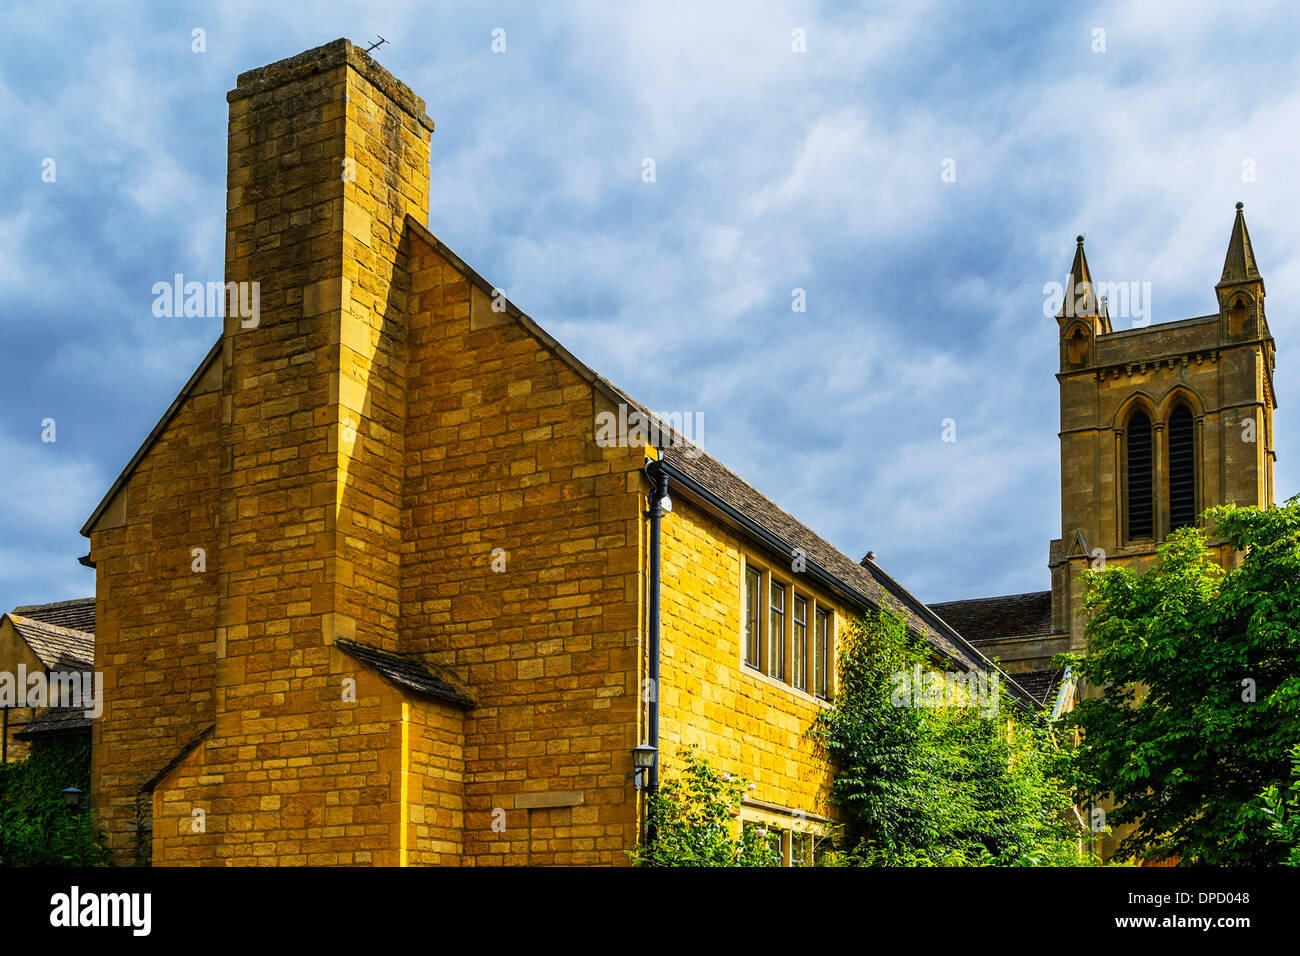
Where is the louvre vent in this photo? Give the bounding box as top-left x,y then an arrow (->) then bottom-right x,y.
1127,411 -> 1153,539
1169,405 -> 1196,530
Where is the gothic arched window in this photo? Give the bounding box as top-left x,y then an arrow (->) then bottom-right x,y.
1229,294 -> 1251,338
1126,410 -> 1154,539
1168,404 -> 1196,530
1067,327 -> 1089,366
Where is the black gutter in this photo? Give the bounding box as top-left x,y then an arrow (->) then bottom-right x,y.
656,457 -> 1039,711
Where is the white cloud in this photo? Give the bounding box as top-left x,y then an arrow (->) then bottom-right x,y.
3,0 -> 1299,612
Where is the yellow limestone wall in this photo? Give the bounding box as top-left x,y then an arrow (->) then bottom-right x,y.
151,652 -> 465,866
87,377 -> 221,860
0,619 -> 53,762
398,238 -> 644,865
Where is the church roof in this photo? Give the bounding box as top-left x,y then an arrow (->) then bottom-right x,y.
927,591 -> 1067,707
11,597 -> 95,634
657,444 -> 1014,680
928,590 -> 1054,645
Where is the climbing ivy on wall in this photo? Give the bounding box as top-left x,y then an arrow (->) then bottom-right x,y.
809,610 -> 1091,866
0,735 -> 111,867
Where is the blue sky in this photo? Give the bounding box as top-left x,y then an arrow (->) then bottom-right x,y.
2,0 -> 1298,613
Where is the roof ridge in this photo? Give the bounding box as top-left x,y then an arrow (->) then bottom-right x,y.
12,596 -> 94,613
7,614 -> 95,642
930,590 -> 1052,607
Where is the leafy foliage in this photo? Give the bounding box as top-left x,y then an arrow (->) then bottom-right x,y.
0,736 -> 111,867
1261,745 -> 1300,865
631,745 -> 781,866
810,610 -> 1089,866
1063,498 -> 1300,865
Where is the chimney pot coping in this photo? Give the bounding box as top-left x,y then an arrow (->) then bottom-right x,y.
227,38 -> 434,133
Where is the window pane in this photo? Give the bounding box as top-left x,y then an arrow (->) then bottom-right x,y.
792,831 -> 809,867
811,607 -> 819,695
769,581 -> 785,680
792,596 -> 807,689
813,836 -> 831,867
744,568 -> 762,667
815,609 -> 830,697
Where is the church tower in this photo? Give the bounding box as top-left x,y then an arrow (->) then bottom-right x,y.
1049,204 -> 1278,652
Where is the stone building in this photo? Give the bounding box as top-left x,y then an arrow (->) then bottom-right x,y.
935,207 -> 1276,673
931,204 -> 1279,857
29,39 -> 1281,867
0,598 -> 96,761
68,40 -> 1030,866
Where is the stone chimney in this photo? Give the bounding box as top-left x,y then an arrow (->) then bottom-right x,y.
216,39 -> 432,724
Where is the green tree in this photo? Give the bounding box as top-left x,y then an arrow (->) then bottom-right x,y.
1064,498 -> 1300,865
631,745 -> 781,867
810,610 -> 1087,866
1261,744 -> 1300,865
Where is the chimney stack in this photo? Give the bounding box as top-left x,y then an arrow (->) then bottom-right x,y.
216,38 -> 433,724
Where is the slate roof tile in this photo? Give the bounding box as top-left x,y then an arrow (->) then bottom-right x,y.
6,615 -> 95,671
335,639 -> 476,708
928,591 -> 1055,645
13,707 -> 93,740
11,597 -> 95,635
